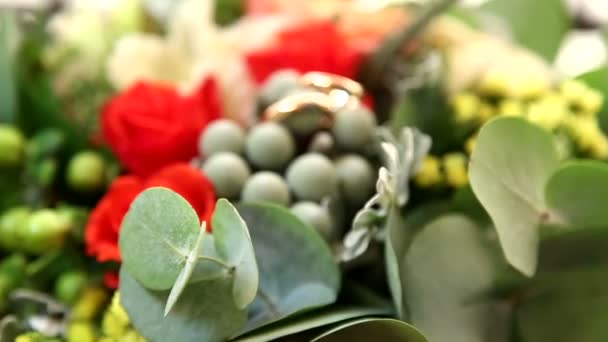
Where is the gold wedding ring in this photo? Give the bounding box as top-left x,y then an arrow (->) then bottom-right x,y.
263,72 -> 364,128
298,72 -> 364,99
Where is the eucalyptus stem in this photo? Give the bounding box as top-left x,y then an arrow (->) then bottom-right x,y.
198,255 -> 234,271
361,0 -> 459,89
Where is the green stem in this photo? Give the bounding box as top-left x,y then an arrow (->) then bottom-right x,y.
197,255 -> 234,271
361,0 -> 459,89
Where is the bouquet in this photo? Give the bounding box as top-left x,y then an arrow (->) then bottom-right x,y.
1,0 -> 608,341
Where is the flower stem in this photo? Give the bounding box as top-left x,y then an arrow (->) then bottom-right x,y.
197,255 -> 234,272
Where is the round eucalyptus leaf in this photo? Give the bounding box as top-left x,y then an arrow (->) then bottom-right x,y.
469,117 -> 558,276
119,267 -> 246,342
212,199 -> 249,265
311,318 -> 427,342
119,187 -> 202,290
212,199 -> 259,309
545,161 -> 608,227
236,202 -> 340,333
402,215 -> 497,342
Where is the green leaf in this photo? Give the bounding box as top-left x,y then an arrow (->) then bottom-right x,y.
481,0 -> 570,61
384,204 -> 408,319
237,202 -> 340,333
212,199 -> 258,309
234,306 -> 392,342
469,117 -> 559,276
516,267 -> 608,342
119,267 -> 247,342
545,161 -> 608,227
0,13 -> 18,123
164,222 -> 207,316
515,226 -> 608,342
311,318 -> 428,342
0,315 -> 19,342
119,187 -> 201,290
402,215 -> 497,342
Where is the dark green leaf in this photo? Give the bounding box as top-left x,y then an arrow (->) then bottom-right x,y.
545,161 -> 608,227
237,202 -> 340,333
119,187 -> 201,290
120,267 -> 247,342
234,306 -> 392,342
311,318 -> 428,342
0,13 -> 18,123
516,267 -> 608,342
402,215 -> 497,342
469,117 -> 559,276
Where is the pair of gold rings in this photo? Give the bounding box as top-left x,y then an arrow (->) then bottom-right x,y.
263,72 -> 364,129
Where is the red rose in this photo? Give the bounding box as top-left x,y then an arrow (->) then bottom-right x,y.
245,20 -> 365,84
102,79 -> 222,177
85,163 -> 216,264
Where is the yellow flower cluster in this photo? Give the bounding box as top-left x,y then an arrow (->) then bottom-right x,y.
415,153 -> 469,189
65,289 -> 145,342
98,292 -> 147,342
451,76 -> 607,159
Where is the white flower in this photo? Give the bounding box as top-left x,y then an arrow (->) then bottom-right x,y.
44,0 -> 142,93
106,0 -> 290,123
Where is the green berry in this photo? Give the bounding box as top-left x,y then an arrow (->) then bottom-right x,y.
66,151 -> 106,192
335,155 -> 375,207
0,124 -> 25,166
259,70 -> 300,107
291,202 -> 333,241
0,207 -> 31,250
246,122 -> 295,170
332,107 -> 377,151
199,119 -> 245,157
308,132 -> 335,154
55,270 -> 88,305
202,152 -> 251,199
286,153 -> 337,201
22,209 -> 71,254
241,171 -> 291,205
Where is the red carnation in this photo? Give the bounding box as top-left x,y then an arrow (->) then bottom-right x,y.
245,20 -> 365,84
102,79 -> 222,177
85,163 -> 216,264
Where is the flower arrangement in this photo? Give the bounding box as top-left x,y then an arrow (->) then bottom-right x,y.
2,0 -> 608,341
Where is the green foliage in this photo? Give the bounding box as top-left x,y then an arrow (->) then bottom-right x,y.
119,187 -> 203,290
120,268 -> 247,342
119,189 -> 342,342
237,202 -> 341,332
212,200 -> 258,310
514,227 -> 608,342
469,117 -> 559,276
311,318 -> 428,342
401,215 -> 498,342
545,161 -> 608,227
235,306 -> 392,342
0,13 -> 18,123
119,189 -> 258,342
471,117 -> 608,282
480,0 -> 570,61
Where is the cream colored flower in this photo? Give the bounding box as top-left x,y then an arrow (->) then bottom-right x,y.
106,0 -> 289,123
425,17 -> 554,97
44,0 -> 142,93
